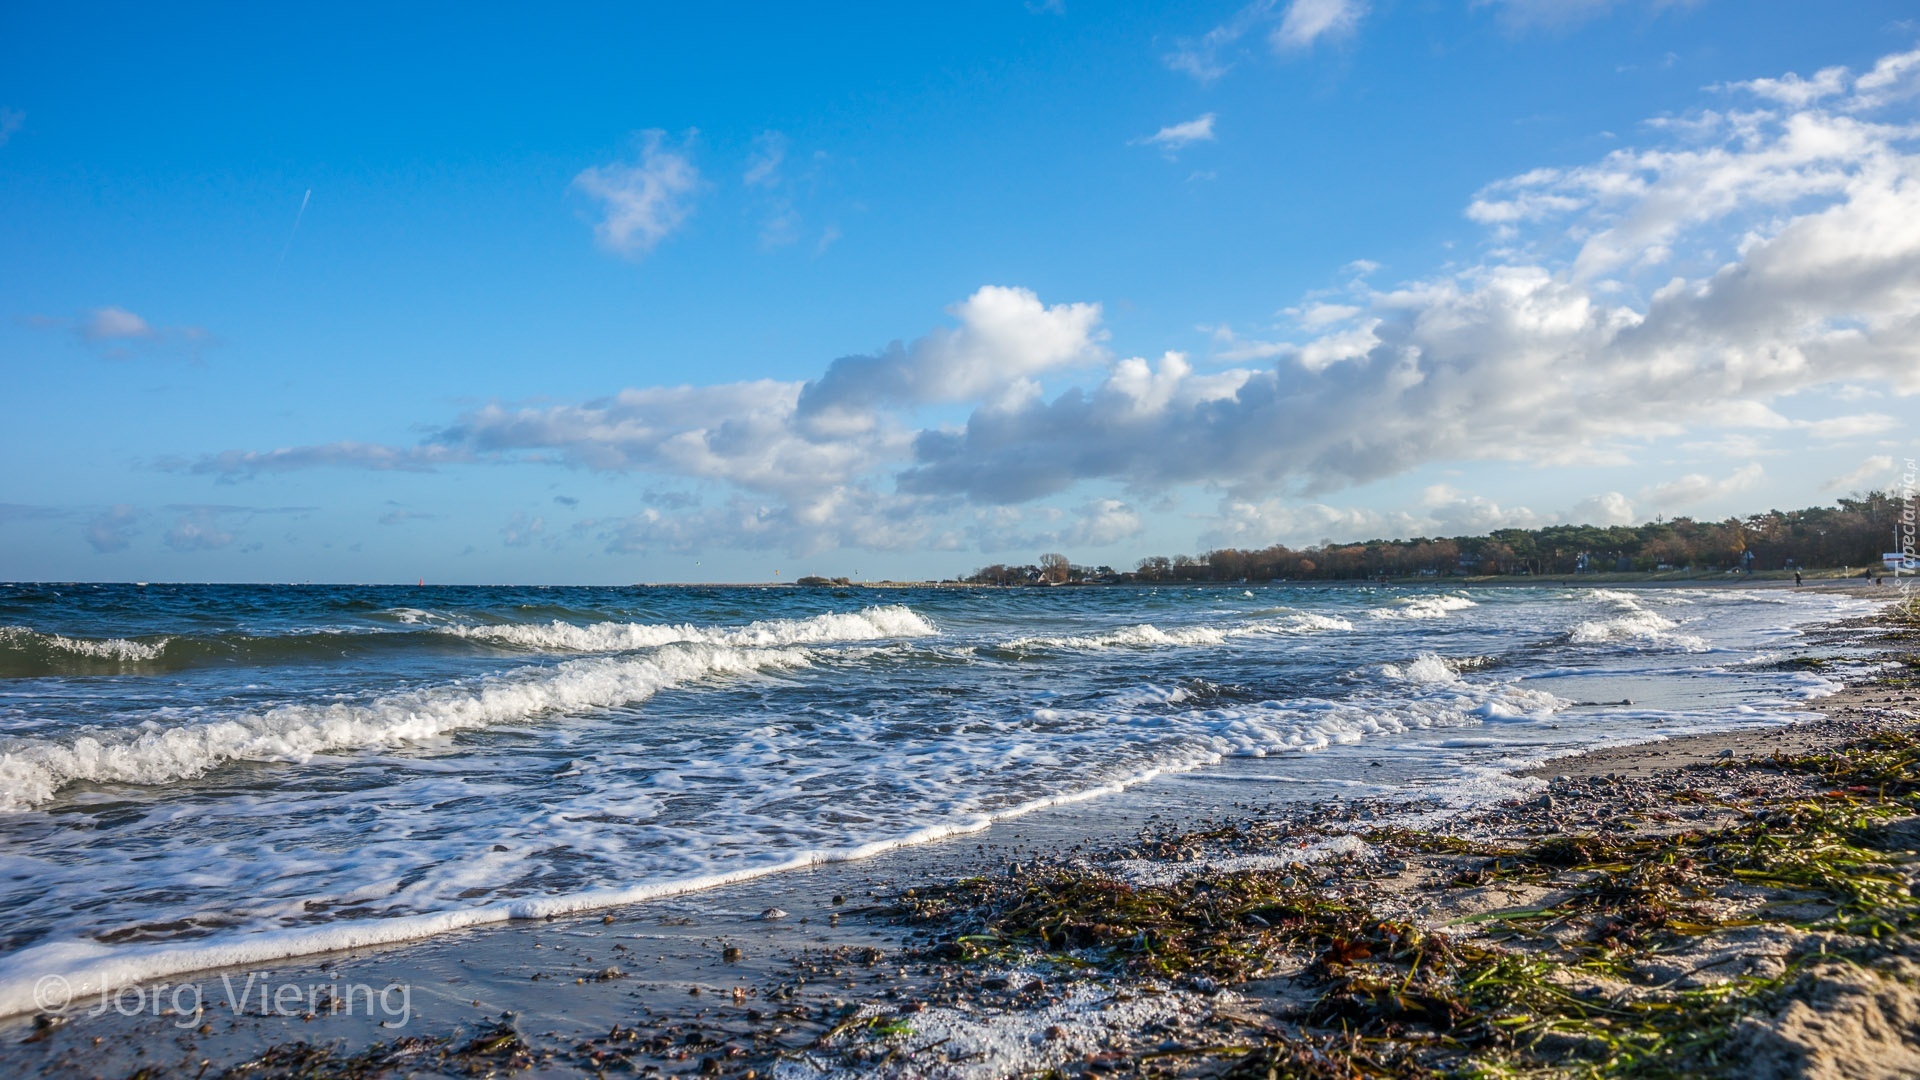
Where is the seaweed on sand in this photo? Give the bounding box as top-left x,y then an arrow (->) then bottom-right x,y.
871,724 -> 1920,1078
214,1021 -> 532,1078
898,870 -> 1376,984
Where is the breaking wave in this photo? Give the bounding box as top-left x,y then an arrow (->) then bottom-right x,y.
0,606 -> 935,677
0,626 -> 170,674
0,643 -> 817,811
1368,594 -> 1478,620
1001,612 -> 1353,653
1567,591 -> 1708,651
441,605 -> 935,652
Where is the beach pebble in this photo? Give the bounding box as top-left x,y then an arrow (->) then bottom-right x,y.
723,946 -> 743,962
760,907 -> 788,920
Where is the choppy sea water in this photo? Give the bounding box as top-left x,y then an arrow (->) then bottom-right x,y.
0,582 -> 1881,1013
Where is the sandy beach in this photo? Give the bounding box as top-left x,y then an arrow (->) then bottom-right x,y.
2,586 -> 1915,1079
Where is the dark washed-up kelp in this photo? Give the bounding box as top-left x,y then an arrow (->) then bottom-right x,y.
863,713 -> 1920,1078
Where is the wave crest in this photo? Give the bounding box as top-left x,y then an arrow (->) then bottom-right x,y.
1003,612 -> 1353,652
0,643 -> 816,811
1368,594 -> 1478,621
1568,593 -> 1708,651
0,626 -> 169,673
441,605 -> 936,652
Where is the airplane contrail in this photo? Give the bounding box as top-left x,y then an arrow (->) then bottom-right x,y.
274,188 -> 312,274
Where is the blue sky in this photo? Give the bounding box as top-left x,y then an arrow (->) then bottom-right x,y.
2,1 -> 1916,583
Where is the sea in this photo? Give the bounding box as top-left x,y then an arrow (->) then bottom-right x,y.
0,580 -> 1884,1015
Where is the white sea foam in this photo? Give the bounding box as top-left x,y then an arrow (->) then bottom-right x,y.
1004,612 -> 1351,652
442,604 -> 935,653
1011,623 -> 1232,649
1369,593 -> 1477,620
1568,591 -> 1708,650
0,751 -> 1228,1019
0,626 -> 168,662
1030,677 -> 1563,774
1380,654 -> 1464,685
1108,834 -> 1374,887
1586,588 -> 1644,605
773,978 -> 1215,1080
0,643 -> 816,811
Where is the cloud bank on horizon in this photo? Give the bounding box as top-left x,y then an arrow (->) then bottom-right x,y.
186,44 -> 1920,559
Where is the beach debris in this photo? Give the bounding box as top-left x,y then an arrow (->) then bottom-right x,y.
839,706 -> 1920,1079
21,1012 -> 68,1043
167,1020 -> 532,1075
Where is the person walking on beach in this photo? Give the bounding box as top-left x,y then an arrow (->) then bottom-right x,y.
1794,570 -> 1802,586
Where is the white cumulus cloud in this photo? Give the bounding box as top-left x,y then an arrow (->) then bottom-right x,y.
1823,455 -> 1895,493
573,130 -> 701,258
1569,492 -> 1638,527
1641,464 -> 1765,510
195,47 -> 1920,558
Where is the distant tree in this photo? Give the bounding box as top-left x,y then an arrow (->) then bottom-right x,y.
1136,556 -> 1172,581
998,490 -> 1901,584
1039,552 -> 1070,585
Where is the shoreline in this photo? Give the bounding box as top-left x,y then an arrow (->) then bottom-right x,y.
9,573 -> 1911,591
653,575 -> 1910,590
1,596 -> 1913,1076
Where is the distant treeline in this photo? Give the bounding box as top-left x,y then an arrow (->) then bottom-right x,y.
962,492 -> 1910,584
